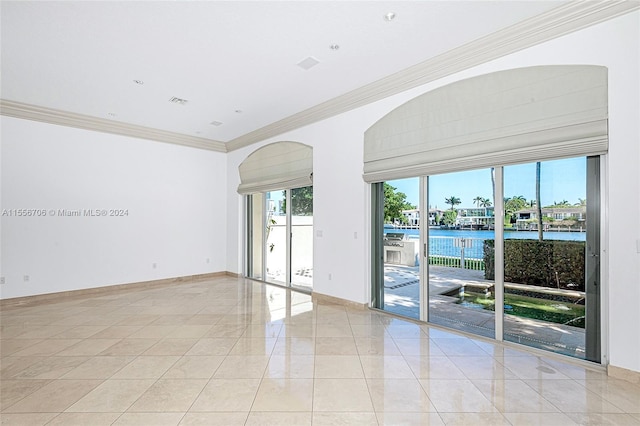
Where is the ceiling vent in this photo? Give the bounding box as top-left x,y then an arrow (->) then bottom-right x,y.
297,56 -> 320,70
168,97 -> 188,105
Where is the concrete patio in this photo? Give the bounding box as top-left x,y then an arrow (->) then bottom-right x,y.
384,265 -> 587,359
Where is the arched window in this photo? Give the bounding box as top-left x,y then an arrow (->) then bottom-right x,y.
238,141 -> 312,194
239,142 -> 313,291
366,66 -> 605,362
364,65 -> 607,181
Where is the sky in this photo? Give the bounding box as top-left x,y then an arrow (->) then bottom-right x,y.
388,157 -> 587,209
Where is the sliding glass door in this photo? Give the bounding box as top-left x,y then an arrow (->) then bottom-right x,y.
246,193 -> 264,280
371,156 -> 601,362
427,168 -> 496,339
378,178 -> 421,319
246,186 -> 313,291
502,157 -> 599,361
290,186 -> 313,290
265,190 -> 287,285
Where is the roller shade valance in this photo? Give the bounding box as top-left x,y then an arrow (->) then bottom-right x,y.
238,141 -> 313,194
363,65 -> 608,182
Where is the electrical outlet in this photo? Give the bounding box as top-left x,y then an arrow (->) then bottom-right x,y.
152,263 -> 157,269
328,273 -> 332,280
206,258 -> 210,264
23,275 -> 30,282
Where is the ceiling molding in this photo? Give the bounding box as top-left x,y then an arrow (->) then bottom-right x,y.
226,0 -> 639,152
0,99 -> 227,153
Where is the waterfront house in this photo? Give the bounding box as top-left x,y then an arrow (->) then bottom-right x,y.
457,207 -> 495,229
404,207 -> 494,229
515,206 -> 586,230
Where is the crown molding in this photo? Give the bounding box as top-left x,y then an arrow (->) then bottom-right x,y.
226,0 -> 639,152
0,99 -> 227,153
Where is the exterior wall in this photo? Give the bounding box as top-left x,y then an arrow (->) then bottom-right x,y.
227,12 -> 640,372
1,117 -> 227,299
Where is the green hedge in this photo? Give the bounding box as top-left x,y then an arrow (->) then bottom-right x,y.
483,239 -> 585,291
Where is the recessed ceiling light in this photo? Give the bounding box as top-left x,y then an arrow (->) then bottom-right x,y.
133,79 -> 144,85
329,44 -> 340,50
384,12 -> 396,22
209,121 -> 223,126
168,97 -> 188,105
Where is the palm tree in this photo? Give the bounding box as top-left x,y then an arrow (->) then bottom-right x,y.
553,200 -> 570,207
444,196 -> 461,211
480,198 -> 492,207
473,196 -> 483,208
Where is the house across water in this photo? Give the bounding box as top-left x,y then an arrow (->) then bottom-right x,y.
400,207 -> 495,229
514,206 -> 586,231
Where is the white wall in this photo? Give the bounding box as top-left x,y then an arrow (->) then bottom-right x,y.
1,117 -> 227,299
227,12 -> 640,372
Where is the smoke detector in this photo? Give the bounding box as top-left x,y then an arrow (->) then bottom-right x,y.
384,12 -> 396,21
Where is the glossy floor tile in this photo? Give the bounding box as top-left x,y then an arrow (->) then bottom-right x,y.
1,276 -> 639,425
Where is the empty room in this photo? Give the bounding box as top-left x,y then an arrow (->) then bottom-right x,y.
1,1 -> 639,425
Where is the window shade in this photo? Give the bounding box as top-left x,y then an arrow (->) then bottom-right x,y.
238,141 -> 313,194
363,65 -> 608,182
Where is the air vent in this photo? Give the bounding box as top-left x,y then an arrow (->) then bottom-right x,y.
168,97 -> 188,105
297,56 -> 320,70
209,121 -> 223,126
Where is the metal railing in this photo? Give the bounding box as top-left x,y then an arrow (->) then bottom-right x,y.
427,236 -> 486,271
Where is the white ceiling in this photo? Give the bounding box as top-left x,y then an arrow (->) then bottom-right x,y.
1,0 -> 619,152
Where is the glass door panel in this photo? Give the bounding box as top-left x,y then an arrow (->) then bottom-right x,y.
265,190 -> 287,285
503,157 -> 595,360
291,186 -> 313,290
381,178 -> 420,319
248,193 -> 264,280
427,168 -> 496,339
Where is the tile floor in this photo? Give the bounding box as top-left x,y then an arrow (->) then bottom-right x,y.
1,276 -> 639,425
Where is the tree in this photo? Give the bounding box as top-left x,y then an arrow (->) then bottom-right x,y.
291,186 -> 313,215
383,183 -> 415,223
473,196 -> 483,208
281,186 -> 313,216
480,198 -> 492,207
549,200 -> 571,207
444,196 -> 461,211
504,196 -> 527,215
442,210 -> 458,227
504,195 -> 527,225
575,198 -> 587,206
